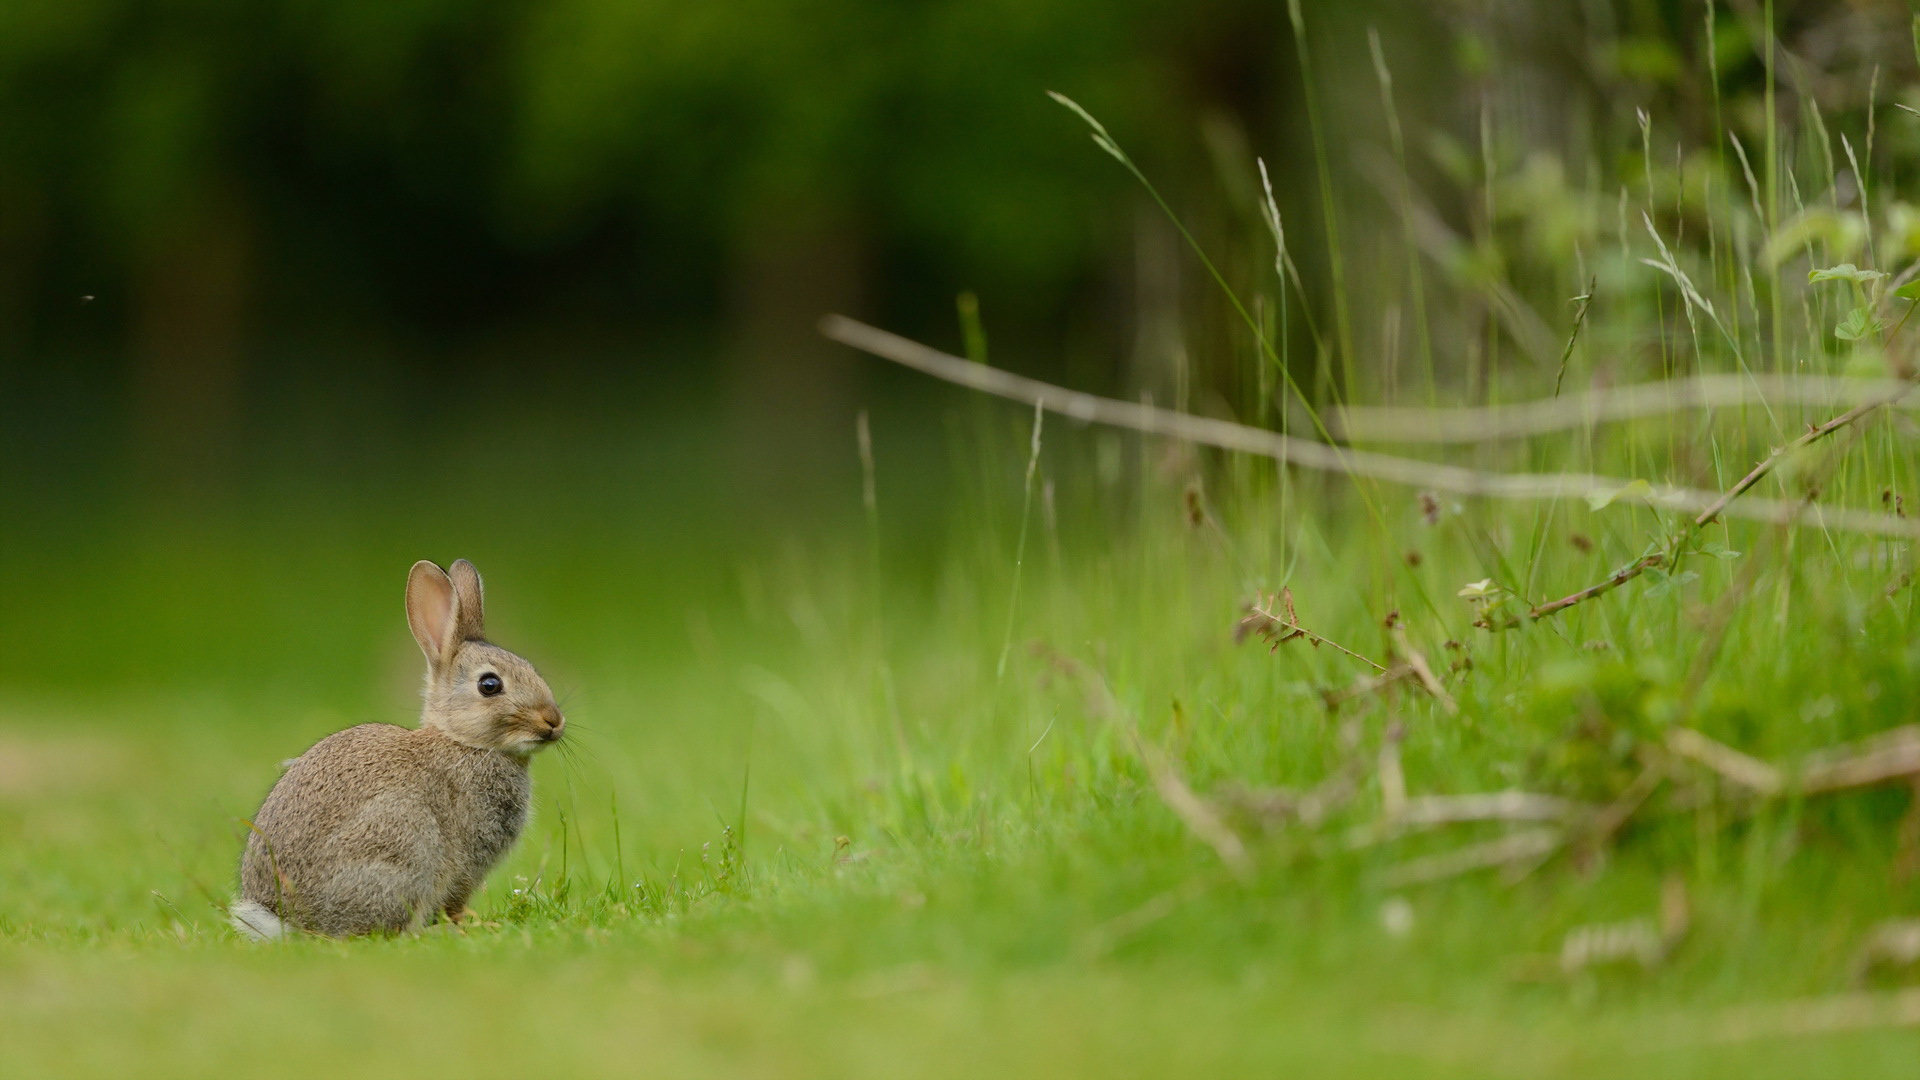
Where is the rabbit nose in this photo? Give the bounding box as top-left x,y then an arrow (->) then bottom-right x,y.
537,705 -> 565,739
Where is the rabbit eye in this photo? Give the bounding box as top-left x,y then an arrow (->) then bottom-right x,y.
477,673 -> 504,697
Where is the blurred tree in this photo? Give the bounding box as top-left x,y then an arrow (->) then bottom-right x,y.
0,0 -> 1297,494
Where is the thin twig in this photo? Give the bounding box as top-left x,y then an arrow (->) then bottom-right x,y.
1799,726 -> 1920,795
821,316 -> 1920,540
1529,393 -> 1912,621
1707,988 -> 1920,1043
1377,725 -> 1407,820
1349,790 -> 1594,848
1326,373 -> 1918,443
1379,827 -> 1564,887
1387,622 -> 1456,714
1691,394 -> 1902,528
1663,725 -> 1920,799
1666,728 -> 1784,796
1323,665 -> 1417,709
1398,792 -> 1593,827
1135,735 -> 1251,878
1528,553 -> 1668,620
1237,590 -> 1388,672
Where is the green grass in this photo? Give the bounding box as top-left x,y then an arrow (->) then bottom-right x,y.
2,388 -> 1918,1075
10,16 -> 1920,1074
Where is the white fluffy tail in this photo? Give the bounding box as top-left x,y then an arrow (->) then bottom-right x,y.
229,900 -> 286,941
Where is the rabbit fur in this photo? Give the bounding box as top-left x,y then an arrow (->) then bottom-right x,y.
233,559 -> 564,938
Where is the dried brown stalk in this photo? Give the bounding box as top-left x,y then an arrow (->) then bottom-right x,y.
1707,988 -> 1920,1043
1377,732 -> 1407,820
1032,644 -> 1253,876
1666,728 -> 1784,796
1513,876 -> 1692,980
1387,622 -> 1456,714
1664,724 -> 1920,800
1398,792 -> 1592,827
1327,373 -> 1919,443
1133,735 -> 1251,878
822,315 -> 1920,540
1349,790 -> 1593,849
1799,725 -> 1920,795
1237,590 -> 1388,672
1322,666 -> 1417,709
1380,763 -> 1662,887
1379,827 -> 1564,887
1851,919 -> 1920,983
1216,769 -> 1366,831
1897,778 -> 1920,883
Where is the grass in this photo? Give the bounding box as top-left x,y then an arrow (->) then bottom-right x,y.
8,13 -> 1920,1077
2,395 -> 1918,1075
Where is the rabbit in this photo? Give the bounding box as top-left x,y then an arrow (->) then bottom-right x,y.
230,558 -> 565,939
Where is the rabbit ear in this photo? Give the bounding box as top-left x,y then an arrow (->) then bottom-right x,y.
406,560 -> 459,667
447,559 -> 486,643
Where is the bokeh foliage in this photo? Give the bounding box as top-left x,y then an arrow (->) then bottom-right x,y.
0,0 -> 1291,354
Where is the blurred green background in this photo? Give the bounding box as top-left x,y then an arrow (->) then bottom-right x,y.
3,0 -> 1914,694
3,0 -> 1918,895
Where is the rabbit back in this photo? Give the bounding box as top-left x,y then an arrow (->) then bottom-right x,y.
239,723 -> 531,936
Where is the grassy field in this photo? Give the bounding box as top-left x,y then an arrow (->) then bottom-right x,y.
10,41 -> 1920,1077
3,371 -> 1918,1076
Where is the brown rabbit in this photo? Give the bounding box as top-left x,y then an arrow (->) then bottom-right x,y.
231,559 -> 564,938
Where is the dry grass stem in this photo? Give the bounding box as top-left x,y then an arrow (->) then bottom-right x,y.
1350,790 -> 1594,848
1218,769 -> 1365,831
1327,374 -> 1919,443
1560,918 -> 1666,972
1322,665 -> 1417,709
1398,792 -> 1593,827
1666,728 -> 1785,796
1377,736 -> 1407,820
1379,827 -> 1564,887
1897,778 -> 1920,882
821,316 -> 1920,540
1851,920 -> 1920,982
1547,877 -> 1689,977
1387,623 -> 1456,714
1798,725 -> 1920,795
1707,988 -> 1920,1043
1134,736 -> 1251,877
1237,590 -> 1388,672
1664,725 -> 1920,813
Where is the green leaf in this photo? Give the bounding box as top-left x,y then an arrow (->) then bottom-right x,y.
1456,578 -> 1500,600
1643,568 -> 1700,598
1896,280 -> 1920,301
1834,306 -> 1884,342
1697,540 -> 1742,561
1587,478 -> 1654,511
1809,263 -> 1886,284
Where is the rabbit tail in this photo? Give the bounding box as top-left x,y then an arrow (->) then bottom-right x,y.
229,899 -> 287,941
